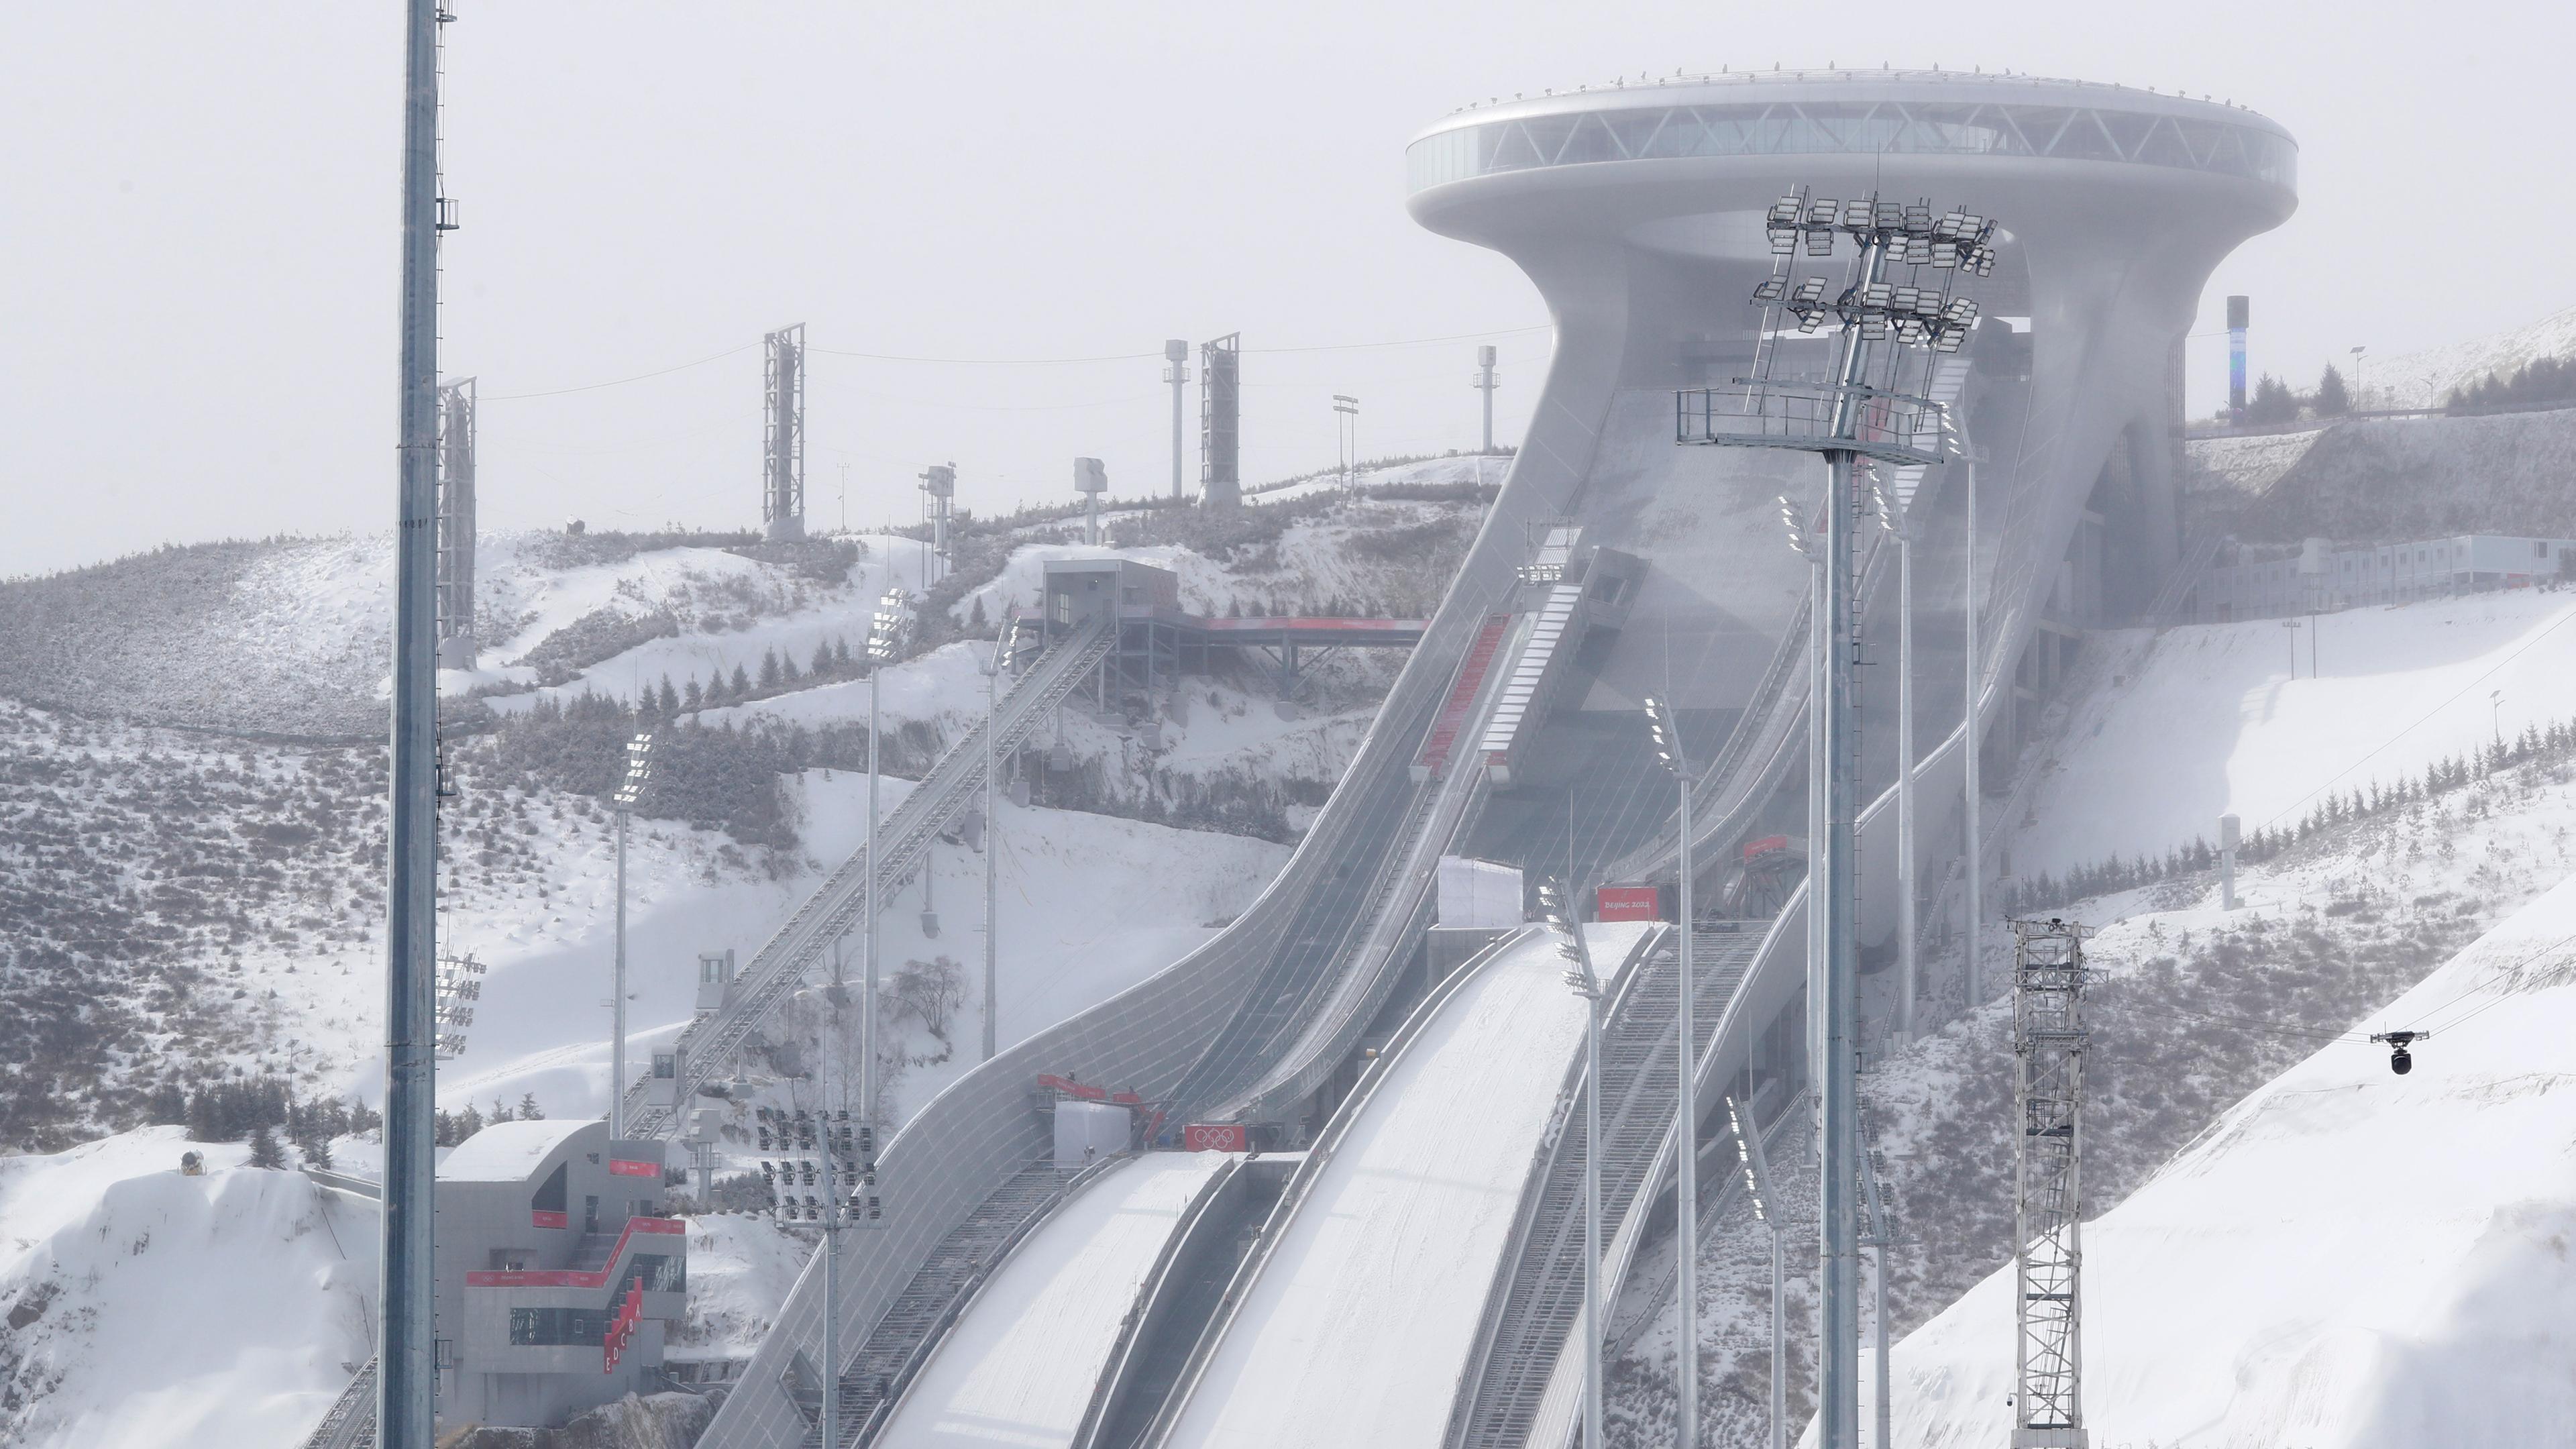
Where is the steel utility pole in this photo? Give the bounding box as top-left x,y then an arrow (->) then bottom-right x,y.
1472,344 -> 1500,453
382,0 -> 449,1440
1964,454 -> 1983,1011
982,623 -> 1004,1062
862,593 -> 913,1126
1683,192 -> 1995,1449
1860,1122 -> 1894,1449
1729,1096 -> 1788,1449
1812,222 -> 1886,1449
1882,481 -> 1918,1042
2010,918 -> 2092,1448
1164,340 -> 1191,500
610,735 -> 654,1138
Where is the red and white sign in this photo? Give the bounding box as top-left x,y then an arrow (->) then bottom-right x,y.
1742,834 -> 1790,863
608,1158 -> 659,1177
1183,1122 -> 1249,1152
530,1210 -> 570,1230
1595,885 -> 1660,922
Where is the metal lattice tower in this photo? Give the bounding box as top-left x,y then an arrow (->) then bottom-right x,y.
2010,916 -> 2091,1448
765,323 -> 807,540
1199,332 -> 1240,507
436,377 -> 478,669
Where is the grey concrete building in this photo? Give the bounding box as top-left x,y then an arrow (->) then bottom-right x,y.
435,1118 -> 682,1430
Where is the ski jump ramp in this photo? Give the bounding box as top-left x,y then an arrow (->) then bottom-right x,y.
694,71 -> 2292,1449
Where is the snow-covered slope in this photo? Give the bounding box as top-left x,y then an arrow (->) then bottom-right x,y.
2368,303 -> 2576,413
1883,869 -> 2576,1448
879,1152 -> 1228,1448
2008,589 -> 2576,881
2224,409 -> 2576,546
1162,926 -> 1642,1449
0,1129 -> 374,1449
2184,427 -> 2326,500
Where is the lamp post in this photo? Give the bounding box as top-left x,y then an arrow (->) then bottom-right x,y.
1472,344 -> 1501,453
864,591 -> 916,1127
1691,192 -> 1997,1449
1164,341 -> 1191,502
981,620 -> 1008,1062
2351,344 -> 2367,412
1728,1095 -> 1787,1449
1334,394 -> 1360,492
2492,688 -> 2506,748
610,732 -> 654,1139
1541,879 -> 1605,1449
1644,695 -> 1699,1447
1874,478 -> 1918,1042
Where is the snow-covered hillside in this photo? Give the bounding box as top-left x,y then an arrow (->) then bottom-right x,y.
2008,588 -> 2576,881
1886,868 -> 2576,1447
2368,303 -> 2576,413
0,1129 -> 374,1449
1621,591 -> 2576,1448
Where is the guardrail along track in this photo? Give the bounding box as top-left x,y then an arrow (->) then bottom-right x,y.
1447,928 -> 1758,1449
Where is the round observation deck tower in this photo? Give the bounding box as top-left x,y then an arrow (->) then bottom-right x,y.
1407,68 -> 2296,621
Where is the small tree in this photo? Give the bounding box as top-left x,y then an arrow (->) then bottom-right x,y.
759,649 -> 783,690
517,1092 -> 543,1121
2245,372 -> 2300,425
247,1124 -> 287,1169
302,1134 -> 335,1171
729,663 -> 752,698
2314,363 -> 2351,417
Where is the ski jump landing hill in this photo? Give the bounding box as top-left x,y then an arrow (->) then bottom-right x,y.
694,70 -> 2296,1449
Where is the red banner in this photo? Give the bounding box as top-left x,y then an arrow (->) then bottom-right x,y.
1742,834 -> 1790,863
1183,1122 -> 1248,1152
1595,885 -> 1660,922
608,1158 -> 659,1177
530,1210 -> 569,1230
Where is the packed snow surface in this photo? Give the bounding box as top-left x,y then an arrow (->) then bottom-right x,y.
0,1130 -> 374,1449
2011,589 -> 2576,877
1161,924 -> 1645,1449
1878,867 -> 2576,1447
878,1152 -> 1228,1447
2184,427 -> 2324,498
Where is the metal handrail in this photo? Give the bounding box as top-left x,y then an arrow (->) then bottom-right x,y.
1066,1156 -> 1248,1449
623,617 -> 1116,1138
1440,928 -> 1674,1448
851,1154 -> 1123,1447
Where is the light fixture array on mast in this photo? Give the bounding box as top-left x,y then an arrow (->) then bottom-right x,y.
1676,183 -> 1992,1449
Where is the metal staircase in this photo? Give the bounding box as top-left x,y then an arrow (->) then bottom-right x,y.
297,1359 -> 376,1449
818,1156 -> 1072,1448
1445,928 -> 1760,1449
623,618 -> 1117,1140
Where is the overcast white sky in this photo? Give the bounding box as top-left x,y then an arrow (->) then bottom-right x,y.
1,2 -> 2563,578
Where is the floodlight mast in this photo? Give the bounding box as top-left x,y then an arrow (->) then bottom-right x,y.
384,1 -> 449,1440
863,592 -> 914,1127
1682,188 -> 1993,1449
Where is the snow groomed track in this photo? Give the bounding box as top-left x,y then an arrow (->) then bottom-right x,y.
1150,924 -> 1654,1449
875,1152 -> 1228,1448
